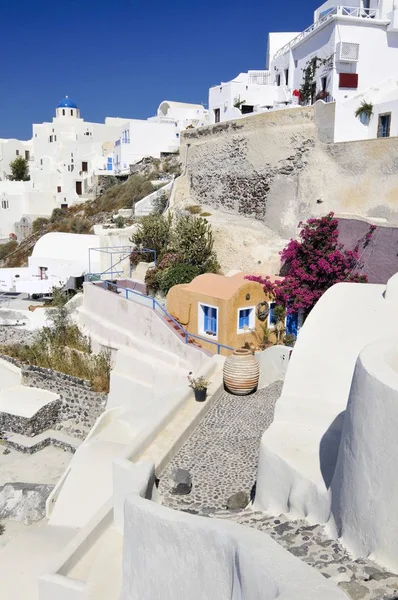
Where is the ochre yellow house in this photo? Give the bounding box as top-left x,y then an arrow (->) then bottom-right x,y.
166,272 -> 274,355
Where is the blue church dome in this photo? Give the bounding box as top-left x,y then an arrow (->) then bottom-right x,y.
57,96 -> 78,109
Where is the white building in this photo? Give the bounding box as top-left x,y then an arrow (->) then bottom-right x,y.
211,0 -> 398,140
114,101 -> 208,174
0,138 -> 32,181
0,98 -> 208,233
209,71 -> 295,124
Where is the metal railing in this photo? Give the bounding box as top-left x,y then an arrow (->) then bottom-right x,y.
96,279 -> 234,356
274,6 -> 379,58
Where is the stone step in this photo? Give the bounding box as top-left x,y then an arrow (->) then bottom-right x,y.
3,428 -> 82,454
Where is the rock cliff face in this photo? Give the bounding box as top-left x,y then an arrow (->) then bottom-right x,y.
180,104 -> 398,238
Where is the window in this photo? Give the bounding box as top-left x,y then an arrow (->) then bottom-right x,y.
339,73 -> 358,89
57,186 -> 61,193
25,150 -> 30,160
62,109 -> 65,116
16,150 -> 19,156
378,113 -> 391,138
61,203 -> 68,209
76,181 -> 82,195
268,302 -> 277,327
294,59 -> 298,68
199,304 -> 218,337
49,135 -> 53,143
82,161 -> 88,172
54,135 -> 57,141
276,73 -> 281,86
284,68 -> 289,85
241,105 -> 254,114
238,307 -> 255,333
71,110 -> 73,116
214,108 -> 220,123
1,200 -> 9,209
40,159 -> 43,166
321,76 -> 327,92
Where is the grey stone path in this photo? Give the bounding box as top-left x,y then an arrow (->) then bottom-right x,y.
159,381 -> 398,600
159,381 -> 282,513
212,510 -> 398,600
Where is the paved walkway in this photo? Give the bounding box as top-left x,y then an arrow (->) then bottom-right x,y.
159,381 -> 398,600
159,381 -> 282,513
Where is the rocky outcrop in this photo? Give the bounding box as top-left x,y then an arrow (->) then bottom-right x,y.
181,104 -> 398,238
0,482 -> 53,525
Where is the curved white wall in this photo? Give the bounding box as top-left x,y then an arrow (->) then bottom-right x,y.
254,276 -> 398,524
329,337 -> 398,570
120,495 -> 347,600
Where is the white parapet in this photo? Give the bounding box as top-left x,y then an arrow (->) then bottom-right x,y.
329,337 -> 398,571
119,495 -> 347,600
254,274 -> 398,526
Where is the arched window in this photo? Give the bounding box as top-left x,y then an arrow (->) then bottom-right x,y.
62,109 -> 65,116
71,109 -> 73,116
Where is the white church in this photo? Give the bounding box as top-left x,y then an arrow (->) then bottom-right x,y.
0,97 -> 208,241
209,0 -> 398,143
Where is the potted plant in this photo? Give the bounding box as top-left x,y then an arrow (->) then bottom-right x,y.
355,100 -> 373,125
188,373 -> 209,402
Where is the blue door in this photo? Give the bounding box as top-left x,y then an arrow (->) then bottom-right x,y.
286,312 -> 298,337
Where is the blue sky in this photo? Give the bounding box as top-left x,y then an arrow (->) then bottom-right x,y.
1,0 -> 315,139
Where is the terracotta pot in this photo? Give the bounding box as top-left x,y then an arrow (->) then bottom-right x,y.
223,348 -> 260,396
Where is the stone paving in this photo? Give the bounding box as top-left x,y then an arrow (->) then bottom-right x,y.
159,381 -> 398,600
159,381 -> 282,513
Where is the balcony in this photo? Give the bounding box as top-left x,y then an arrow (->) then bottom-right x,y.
274,6 -> 382,58
247,70 -> 272,85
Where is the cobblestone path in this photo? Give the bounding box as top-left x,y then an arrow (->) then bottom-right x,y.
159,381 -> 398,600
159,381 -> 282,513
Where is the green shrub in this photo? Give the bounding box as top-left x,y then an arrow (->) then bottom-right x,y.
157,263 -> 201,295
114,215 -> 125,229
32,217 -> 49,233
51,207 -> 67,222
0,240 -> 18,261
283,334 -> 296,347
200,212 -> 212,217
130,213 -> 172,262
144,266 -> 160,294
172,214 -> 219,272
186,204 -> 202,214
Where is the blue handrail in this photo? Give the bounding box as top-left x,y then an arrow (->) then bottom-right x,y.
98,279 -> 233,355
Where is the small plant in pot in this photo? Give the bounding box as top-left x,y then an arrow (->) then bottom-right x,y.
188,373 -> 210,402
355,100 -> 373,125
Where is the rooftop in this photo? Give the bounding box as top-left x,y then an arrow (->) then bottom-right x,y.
57,96 -> 78,109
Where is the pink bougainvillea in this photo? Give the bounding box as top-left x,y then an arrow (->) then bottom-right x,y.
246,213 -> 375,315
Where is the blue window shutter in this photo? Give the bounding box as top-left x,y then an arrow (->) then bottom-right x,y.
203,306 -> 209,331
239,311 -> 244,329
211,308 -> 217,334
269,303 -> 276,325
286,312 -> 298,337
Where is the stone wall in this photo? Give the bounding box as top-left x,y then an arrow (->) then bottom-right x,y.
0,398 -> 60,436
0,356 -> 107,439
181,103 -> 398,238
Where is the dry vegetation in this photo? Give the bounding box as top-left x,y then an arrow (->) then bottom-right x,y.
0,290 -> 112,392
0,154 -> 181,269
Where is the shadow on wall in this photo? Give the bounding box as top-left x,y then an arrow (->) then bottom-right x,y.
319,411 -> 345,489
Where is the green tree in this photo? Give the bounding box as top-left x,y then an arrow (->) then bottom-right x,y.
9,156 -> 30,181
130,213 -> 172,262
172,214 -> 219,272
157,263 -> 201,295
